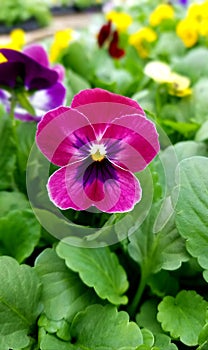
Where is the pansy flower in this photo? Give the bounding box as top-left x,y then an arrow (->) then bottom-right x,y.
36,88 -> 160,213
0,44 -> 66,121
97,21 -> 125,59
144,61 -> 192,97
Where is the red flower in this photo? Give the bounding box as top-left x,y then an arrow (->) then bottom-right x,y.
98,21 -> 112,47
97,21 -> 125,59
108,31 -> 125,59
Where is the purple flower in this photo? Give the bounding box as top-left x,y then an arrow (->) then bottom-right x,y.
0,45 -> 66,121
36,88 -> 160,213
178,0 -> 188,5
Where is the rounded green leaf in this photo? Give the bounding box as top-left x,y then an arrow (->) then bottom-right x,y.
157,290 -> 207,346
0,191 -> 29,218
56,240 -> 129,305
141,328 -> 154,347
0,256 -> 42,349
71,304 -> 143,349
136,299 -> 163,335
154,334 -> 178,350
0,209 -> 40,262
175,157 -> 208,275
35,248 -> 98,322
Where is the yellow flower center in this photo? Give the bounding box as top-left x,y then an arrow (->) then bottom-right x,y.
90,144 -> 106,162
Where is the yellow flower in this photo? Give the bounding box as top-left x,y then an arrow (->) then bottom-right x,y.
144,61 -> 192,97
149,4 -> 174,27
187,2 -> 208,23
10,29 -> 26,50
0,53 -> 7,63
106,11 -> 132,32
198,19 -> 208,36
176,18 -> 198,48
168,73 -> 192,97
129,27 -> 157,58
144,61 -> 172,83
49,28 -> 74,63
0,28 -> 26,51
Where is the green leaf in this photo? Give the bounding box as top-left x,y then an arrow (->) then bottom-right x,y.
161,120 -> 199,138
128,202 -> 189,274
155,140 -> 207,196
0,209 -> 40,262
16,121 -> 36,173
195,120 -> 208,141
66,69 -> 91,96
71,304 -> 143,349
173,47 -> 208,82
39,305 -> 143,350
35,248 -> 98,322
0,256 -> 42,349
136,299 -> 163,335
62,41 -> 93,81
141,328 -> 154,347
0,115 -> 16,190
147,270 -> 179,298
153,32 -> 185,59
157,290 -> 207,346
38,314 -> 71,341
56,240 -> 129,305
198,323 -> 208,350
0,191 -> 30,217
154,334 -> 178,350
192,78 -> 208,124
40,334 -> 74,350
175,157 -> 208,278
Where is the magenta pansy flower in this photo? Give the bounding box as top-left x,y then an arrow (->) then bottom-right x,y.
36,88 -> 160,213
0,44 -> 66,121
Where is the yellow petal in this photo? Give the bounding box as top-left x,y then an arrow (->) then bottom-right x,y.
0,53 -> 7,63
144,61 -> 172,83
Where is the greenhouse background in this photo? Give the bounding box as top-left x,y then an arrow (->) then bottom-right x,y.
0,1 -> 208,349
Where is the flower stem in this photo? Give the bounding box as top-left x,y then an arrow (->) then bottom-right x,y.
9,93 -> 19,190
128,267 -> 149,318
10,93 -> 17,126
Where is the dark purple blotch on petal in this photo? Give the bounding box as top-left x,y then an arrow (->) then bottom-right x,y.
83,158 -> 118,188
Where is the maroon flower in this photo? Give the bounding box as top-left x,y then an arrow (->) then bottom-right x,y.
97,21 -> 125,59
98,20 -> 112,47
108,31 -> 125,59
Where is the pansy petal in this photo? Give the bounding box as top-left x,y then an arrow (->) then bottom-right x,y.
0,61 -> 24,88
83,158 -> 117,202
0,89 -> 9,106
36,107 -> 96,166
71,88 -> 142,111
103,114 -> 160,172
53,64 -> 65,82
0,48 -> 58,90
47,161 -> 93,210
14,82 -> 66,122
23,44 -> 50,67
48,158 -> 141,213
31,82 -> 66,118
71,88 -> 145,135
84,161 -> 142,213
